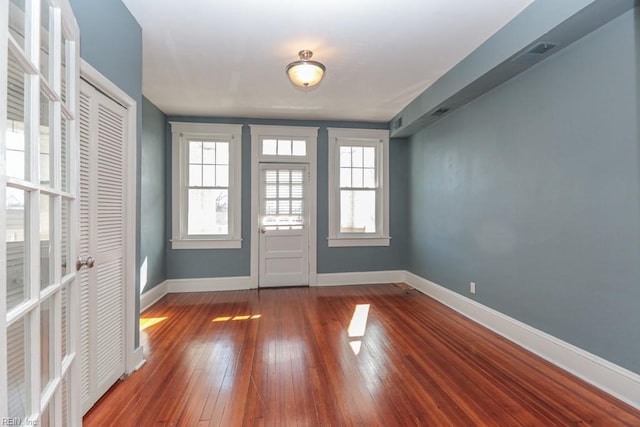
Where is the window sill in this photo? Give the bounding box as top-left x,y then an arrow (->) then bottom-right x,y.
171,238 -> 242,250
327,236 -> 391,247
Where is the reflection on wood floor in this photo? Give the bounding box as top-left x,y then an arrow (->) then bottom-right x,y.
83,283 -> 640,426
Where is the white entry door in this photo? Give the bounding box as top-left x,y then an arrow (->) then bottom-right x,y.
259,164 -> 309,287
78,80 -> 127,413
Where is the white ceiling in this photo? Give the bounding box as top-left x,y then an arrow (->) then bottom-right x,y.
121,0 -> 534,122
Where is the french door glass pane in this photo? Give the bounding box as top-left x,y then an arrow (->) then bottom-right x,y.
40,193 -> 53,289
188,189 -> 228,235
340,190 -> 376,233
7,317 -> 31,419
61,197 -> 70,276
6,187 -> 29,310
40,92 -> 53,186
9,0 -> 26,49
61,283 -> 70,357
61,371 -> 70,425
61,117 -> 69,191
40,295 -> 55,389
40,0 -> 52,83
6,48 -> 27,181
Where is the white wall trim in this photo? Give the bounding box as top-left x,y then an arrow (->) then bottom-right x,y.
128,346 -> 146,374
315,270 -> 405,287
140,281 -> 168,313
166,276 -> 252,293
80,59 -> 139,375
403,271 -> 640,410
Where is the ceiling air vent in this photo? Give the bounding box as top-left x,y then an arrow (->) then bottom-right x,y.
511,42 -> 558,64
431,107 -> 450,117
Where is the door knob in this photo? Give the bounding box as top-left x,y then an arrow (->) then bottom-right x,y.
260,227 -> 267,234
76,256 -> 95,271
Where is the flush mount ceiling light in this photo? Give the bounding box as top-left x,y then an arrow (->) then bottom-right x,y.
286,50 -> 326,88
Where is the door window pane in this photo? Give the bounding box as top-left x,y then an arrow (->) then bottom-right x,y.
40,296 -> 55,390
40,194 -> 53,289
60,34 -> 68,104
61,118 -> 69,191
9,0 -> 26,50
6,187 -> 29,310
61,283 -> 71,358
40,92 -> 53,186
40,0 -> 52,83
61,198 -> 70,276
7,317 -> 31,418
340,190 -> 376,233
6,48 -> 27,181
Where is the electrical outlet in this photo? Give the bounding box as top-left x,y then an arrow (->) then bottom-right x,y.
470,282 -> 476,295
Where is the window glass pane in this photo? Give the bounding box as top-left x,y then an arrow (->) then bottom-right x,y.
7,48 -> 27,181
216,165 -> 229,187
278,185 -> 290,199
363,147 -> 375,168
6,187 -> 29,310
352,146 -> 363,167
40,92 -> 53,186
340,167 -> 351,188
202,165 -> 215,186
265,184 -> 277,199
352,168 -> 363,188
277,139 -> 291,156
188,165 -> 202,187
265,200 -> 277,215
278,200 -> 290,215
202,142 -> 215,164
278,169 -> 290,183
40,194 -> 53,289
61,371 -> 70,426
189,140 -> 202,163
216,142 -> 229,164
41,295 -> 55,390
340,146 -> 352,167
291,200 -> 303,215
40,0 -> 51,83
291,185 -> 303,199
188,189 -> 228,235
9,0 -> 26,50
340,190 -> 376,233
7,317 -> 31,418
363,168 -> 376,188
292,139 -> 306,156
262,139 -> 277,155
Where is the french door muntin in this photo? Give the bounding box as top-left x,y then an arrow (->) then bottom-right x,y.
2,0 -> 80,425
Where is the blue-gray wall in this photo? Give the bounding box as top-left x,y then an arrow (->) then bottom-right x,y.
165,117 -> 409,279
69,0 -> 143,346
141,97 -> 167,292
407,9 -> 640,374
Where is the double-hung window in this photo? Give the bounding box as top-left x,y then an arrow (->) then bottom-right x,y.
327,128 -> 390,247
171,122 -> 242,249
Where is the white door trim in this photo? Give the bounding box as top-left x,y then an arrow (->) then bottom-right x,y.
249,125 -> 318,288
79,60 -> 140,373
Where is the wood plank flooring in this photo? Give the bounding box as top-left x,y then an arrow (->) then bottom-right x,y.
83,283 -> 640,426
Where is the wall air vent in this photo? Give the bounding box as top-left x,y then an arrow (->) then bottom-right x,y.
431,107 -> 450,117
511,42 -> 558,64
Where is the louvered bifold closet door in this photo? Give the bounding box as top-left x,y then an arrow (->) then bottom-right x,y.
78,81 -> 127,414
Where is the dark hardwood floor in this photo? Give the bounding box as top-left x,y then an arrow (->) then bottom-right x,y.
83,283 -> 640,426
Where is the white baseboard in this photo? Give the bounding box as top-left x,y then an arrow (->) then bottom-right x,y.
127,345 -> 146,374
404,271 -> 640,410
315,270 -> 405,287
140,281 -> 168,312
166,276 -> 252,293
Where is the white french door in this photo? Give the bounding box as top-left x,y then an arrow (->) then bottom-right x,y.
2,0 -> 81,425
78,79 -> 127,414
259,163 -> 309,287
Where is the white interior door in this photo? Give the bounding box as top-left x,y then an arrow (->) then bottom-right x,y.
259,163 -> 309,287
2,0 -> 81,425
78,79 -> 127,414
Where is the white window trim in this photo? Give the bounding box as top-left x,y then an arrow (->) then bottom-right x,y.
170,122 -> 242,249
249,124 -> 318,287
327,128 -> 390,247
